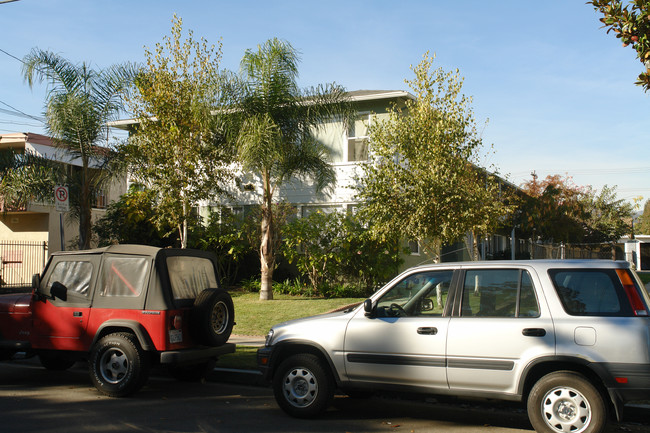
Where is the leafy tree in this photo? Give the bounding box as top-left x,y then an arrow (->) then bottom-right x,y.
93,186 -> 175,247
0,148 -> 55,211
123,15 -> 234,248
582,185 -> 633,243
517,173 -> 633,244
225,38 -> 354,300
21,49 -> 136,249
355,53 -> 511,261
517,173 -> 588,243
590,0 -> 650,91
635,199 -> 650,234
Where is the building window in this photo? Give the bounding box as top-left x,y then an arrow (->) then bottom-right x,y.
408,240 -> 420,255
347,138 -> 368,162
347,115 -> 370,162
301,205 -> 342,218
94,190 -> 107,209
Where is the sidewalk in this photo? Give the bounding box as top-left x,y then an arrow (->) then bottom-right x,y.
228,334 -> 265,347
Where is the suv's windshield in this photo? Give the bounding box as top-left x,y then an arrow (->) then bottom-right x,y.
166,256 -> 218,300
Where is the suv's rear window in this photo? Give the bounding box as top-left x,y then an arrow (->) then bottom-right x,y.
166,256 -> 218,300
549,269 -> 636,316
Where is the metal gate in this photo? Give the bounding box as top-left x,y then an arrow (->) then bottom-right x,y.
0,240 -> 48,289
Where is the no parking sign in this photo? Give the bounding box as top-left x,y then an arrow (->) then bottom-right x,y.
55,185 -> 69,212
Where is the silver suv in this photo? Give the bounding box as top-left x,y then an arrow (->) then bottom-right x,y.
257,260 -> 650,433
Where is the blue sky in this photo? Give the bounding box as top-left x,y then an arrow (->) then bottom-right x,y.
1,0 -> 649,204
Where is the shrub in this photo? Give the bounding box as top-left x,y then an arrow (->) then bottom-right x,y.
240,277 -> 261,293
93,186 -> 176,247
281,211 -> 403,297
189,208 -> 258,287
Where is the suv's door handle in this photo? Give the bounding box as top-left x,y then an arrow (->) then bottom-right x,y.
417,327 -> 438,335
522,328 -> 546,337
73,311 -> 82,317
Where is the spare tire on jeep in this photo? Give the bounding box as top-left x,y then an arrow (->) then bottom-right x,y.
191,288 -> 234,346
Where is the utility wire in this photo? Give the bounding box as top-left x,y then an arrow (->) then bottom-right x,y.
0,100 -> 44,123
0,47 -> 47,125
0,47 -> 25,64
510,168 -> 650,177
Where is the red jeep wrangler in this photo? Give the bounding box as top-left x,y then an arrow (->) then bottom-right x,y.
0,244 -> 235,397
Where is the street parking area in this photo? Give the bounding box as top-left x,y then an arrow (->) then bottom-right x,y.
1,359 -> 648,433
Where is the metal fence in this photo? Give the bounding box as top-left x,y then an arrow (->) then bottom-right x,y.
441,236 -> 625,263
515,240 -> 623,261
0,240 -> 48,289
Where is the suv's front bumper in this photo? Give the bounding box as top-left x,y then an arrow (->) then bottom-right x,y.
159,343 -> 235,365
257,346 -> 273,380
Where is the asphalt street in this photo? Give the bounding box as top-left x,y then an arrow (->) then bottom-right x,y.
1,358 -> 649,433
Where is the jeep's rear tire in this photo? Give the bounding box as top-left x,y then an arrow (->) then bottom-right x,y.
273,353 -> 333,418
39,352 -> 76,371
527,371 -> 607,433
191,288 -> 234,347
89,333 -> 150,397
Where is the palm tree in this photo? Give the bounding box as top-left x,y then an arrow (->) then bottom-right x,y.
22,49 -> 137,250
228,38 -> 354,300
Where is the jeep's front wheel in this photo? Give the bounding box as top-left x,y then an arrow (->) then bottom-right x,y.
192,288 -> 235,347
527,371 -> 607,433
273,353 -> 333,418
89,333 -> 150,397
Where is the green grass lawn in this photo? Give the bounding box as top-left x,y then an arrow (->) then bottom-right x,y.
229,290 -> 365,337
215,290 -> 364,370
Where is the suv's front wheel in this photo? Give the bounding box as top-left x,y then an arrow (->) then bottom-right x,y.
273,353 -> 333,418
89,333 -> 150,397
527,371 -> 607,433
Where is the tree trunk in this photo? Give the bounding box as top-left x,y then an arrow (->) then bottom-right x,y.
472,231 -> 480,261
179,193 -> 188,249
78,161 -> 92,250
259,171 -> 274,300
181,219 -> 187,249
259,203 -> 274,300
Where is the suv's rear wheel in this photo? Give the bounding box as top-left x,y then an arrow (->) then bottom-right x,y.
273,353 -> 333,418
89,333 -> 150,397
527,371 -> 607,433
192,288 -> 235,346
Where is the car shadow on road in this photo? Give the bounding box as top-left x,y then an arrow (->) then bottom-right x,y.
326,393 -> 533,431
2,361 -> 648,433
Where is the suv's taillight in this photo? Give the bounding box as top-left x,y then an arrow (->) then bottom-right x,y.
172,314 -> 183,330
616,269 -> 649,317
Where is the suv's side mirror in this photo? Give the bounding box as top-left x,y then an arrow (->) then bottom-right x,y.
32,273 -> 41,290
50,281 -> 68,301
421,298 -> 434,312
364,299 -> 374,317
